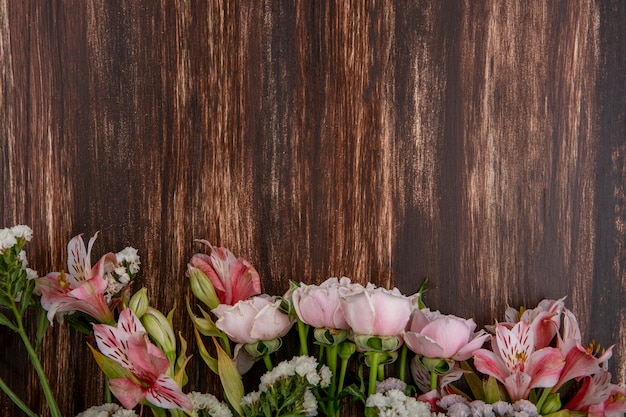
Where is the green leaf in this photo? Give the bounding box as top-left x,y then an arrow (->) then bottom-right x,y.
35,309 -> 50,351
460,361 -> 485,401
484,376 -> 503,404
215,338 -> 244,416
0,312 -> 17,331
193,327 -> 218,374
88,344 -> 133,380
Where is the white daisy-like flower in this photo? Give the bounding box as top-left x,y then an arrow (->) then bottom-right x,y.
188,392 -> 232,417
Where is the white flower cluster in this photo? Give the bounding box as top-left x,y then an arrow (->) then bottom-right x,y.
187,392 -> 233,417
0,225 -> 33,252
437,395 -> 539,417
102,247 -> 141,302
75,403 -> 138,417
242,356 -> 331,417
259,355 -> 331,391
366,389 -> 443,417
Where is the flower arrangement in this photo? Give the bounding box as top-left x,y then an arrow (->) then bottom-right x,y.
1,225 -> 625,417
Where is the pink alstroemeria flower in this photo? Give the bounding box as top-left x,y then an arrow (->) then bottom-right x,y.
404,309 -> 490,361
93,308 -> 192,412
504,297 -> 565,349
36,233 -> 116,324
473,321 -> 565,401
565,371 -> 626,416
554,308 -> 613,391
188,240 -> 261,305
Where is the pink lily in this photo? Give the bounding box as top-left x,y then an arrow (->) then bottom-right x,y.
473,321 -> 565,401
504,297 -> 565,349
188,240 -> 261,305
554,308 -> 613,391
93,308 -> 192,412
36,233 -> 117,324
564,371 -> 626,415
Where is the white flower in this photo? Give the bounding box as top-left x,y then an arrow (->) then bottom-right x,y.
188,392 -> 233,417
0,228 -> 17,252
367,389 -> 436,417
491,401 -> 515,416
11,225 -> 33,241
513,399 -> 538,416
116,247 -> 140,274
376,377 -> 407,393
75,403 -> 138,417
303,388 -> 318,416
240,391 -> 260,408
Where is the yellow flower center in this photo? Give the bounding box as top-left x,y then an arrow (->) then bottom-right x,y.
57,270 -> 70,289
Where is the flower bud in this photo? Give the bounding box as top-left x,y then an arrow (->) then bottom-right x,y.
338,341 -> 357,361
417,356 -> 454,375
540,393 -> 562,415
142,307 -> 177,357
188,265 -> 220,309
128,288 -> 149,318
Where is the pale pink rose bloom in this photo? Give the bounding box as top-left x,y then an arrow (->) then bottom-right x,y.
188,240 -> 261,305
213,295 -> 294,344
404,308 -> 490,361
291,277 -> 356,329
339,283 -> 412,336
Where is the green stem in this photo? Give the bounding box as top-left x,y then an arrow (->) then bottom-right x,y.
263,354 -> 273,371
105,376 -> 112,403
11,302 -> 62,417
327,344 -> 338,417
398,345 -> 408,383
0,376 -> 38,417
337,354 -> 349,395
535,387 -> 551,413
297,319 -> 309,356
368,352 -> 380,397
430,370 -> 438,391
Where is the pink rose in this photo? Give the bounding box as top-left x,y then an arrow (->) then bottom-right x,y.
404,308 -> 489,361
291,277 -> 356,329
213,295 -> 293,344
339,283 -> 412,336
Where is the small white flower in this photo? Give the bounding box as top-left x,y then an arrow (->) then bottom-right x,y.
75,403 -> 138,417
319,364 -> 332,388
513,399 -> 538,416
491,401 -> 515,416
0,228 -> 17,252
240,391 -> 261,408
376,377 -> 408,393
188,392 -> 233,417
116,247 -> 140,274
11,225 -> 33,241
303,388 -> 318,416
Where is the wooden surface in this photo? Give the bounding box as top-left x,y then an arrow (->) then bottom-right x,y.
1,1 -> 625,415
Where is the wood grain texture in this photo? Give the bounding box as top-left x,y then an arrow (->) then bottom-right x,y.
1,1 -> 625,415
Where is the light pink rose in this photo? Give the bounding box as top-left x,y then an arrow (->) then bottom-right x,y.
291,277 -> 356,329
213,295 -> 293,344
339,283 -> 412,336
404,308 -> 490,361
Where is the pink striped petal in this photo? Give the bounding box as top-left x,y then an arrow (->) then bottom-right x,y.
146,374 -> 193,410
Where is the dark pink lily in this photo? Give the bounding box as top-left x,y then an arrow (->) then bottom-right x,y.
553,308 -> 613,391
564,370 -> 626,416
473,320 -> 565,401
36,233 -> 117,324
93,308 -> 192,412
188,240 -> 261,305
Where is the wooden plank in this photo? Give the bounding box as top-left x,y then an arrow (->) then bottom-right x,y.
0,1 -> 624,415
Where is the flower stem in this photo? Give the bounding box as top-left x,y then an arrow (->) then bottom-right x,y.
368,352 -> 380,397
297,319 -> 309,356
0,376 -> 38,417
13,308 -> 62,417
263,354 -> 273,371
430,370 -> 438,391
535,387 -> 551,413
398,345 -> 408,383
